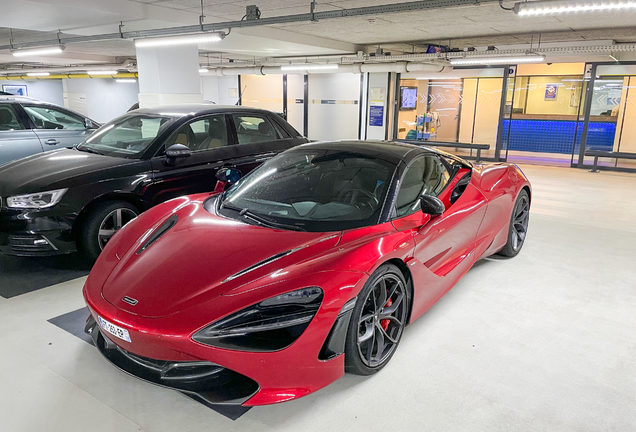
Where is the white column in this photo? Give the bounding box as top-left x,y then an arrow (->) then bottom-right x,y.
136,44 -> 203,108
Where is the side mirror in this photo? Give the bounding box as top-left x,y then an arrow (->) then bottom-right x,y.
165,144 -> 191,165
85,118 -> 94,129
420,194 -> 445,216
215,167 -> 242,184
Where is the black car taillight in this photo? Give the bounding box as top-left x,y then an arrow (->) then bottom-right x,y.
192,287 -> 323,352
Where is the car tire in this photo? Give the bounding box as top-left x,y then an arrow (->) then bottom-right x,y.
79,201 -> 139,262
498,190 -> 530,258
344,263 -> 409,376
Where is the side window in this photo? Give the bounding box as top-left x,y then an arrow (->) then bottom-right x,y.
232,114 -> 281,144
164,115 -> 228,152
0,105 -> 26,131
22,105 -> 86,130
394,155 -> 451,217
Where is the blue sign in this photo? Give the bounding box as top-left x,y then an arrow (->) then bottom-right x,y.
545,84 -> 558,100
369,105 -> 384,127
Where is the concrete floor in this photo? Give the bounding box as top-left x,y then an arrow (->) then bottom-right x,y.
1,164 -> 635,432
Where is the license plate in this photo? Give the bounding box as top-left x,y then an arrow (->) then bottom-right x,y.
98,316 -> 131,343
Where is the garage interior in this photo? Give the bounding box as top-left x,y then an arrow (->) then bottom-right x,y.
1,0 -> 636,431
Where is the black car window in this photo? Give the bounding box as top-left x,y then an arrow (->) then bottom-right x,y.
78,113 -> 173,158
394,155 -> 451,217
232,114 -> 281,144
164,115 -> 228,152
22,105 -> 86,130
0,105 -> 25,131
217,149 -> 396,232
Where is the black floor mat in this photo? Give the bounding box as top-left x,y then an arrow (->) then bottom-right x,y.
0,254 -> 91,298
48,307 -> 252,421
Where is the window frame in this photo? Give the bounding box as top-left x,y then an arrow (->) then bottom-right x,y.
0,103 -> 27,131
156,113 -> 232,156
392,153 -> 454,219
229,113 -> 284,145
20,103 -> 88,131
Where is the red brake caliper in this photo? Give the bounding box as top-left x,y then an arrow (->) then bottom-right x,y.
381,298 -> 392,331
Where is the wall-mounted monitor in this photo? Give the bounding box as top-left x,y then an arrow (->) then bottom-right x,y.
400,87 -> 417,110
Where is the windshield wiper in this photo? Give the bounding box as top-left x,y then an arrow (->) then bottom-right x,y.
220,201 -> 306,232
76,146 -> 104,156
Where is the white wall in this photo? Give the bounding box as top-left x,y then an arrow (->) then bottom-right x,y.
307,73 -> 361,141
62,78 -> 139,123
1,79 -> 64,105
200,75 -> 239,106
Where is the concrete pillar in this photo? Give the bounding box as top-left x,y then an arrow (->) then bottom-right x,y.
136,44 -> 202,108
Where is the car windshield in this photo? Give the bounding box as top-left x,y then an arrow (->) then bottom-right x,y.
77,113 -> 173,158
217,148 -> 397,232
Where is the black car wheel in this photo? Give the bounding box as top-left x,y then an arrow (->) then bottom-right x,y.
498,190 -> 530,257
80,201 -> 138,262
345,263 -> 409,375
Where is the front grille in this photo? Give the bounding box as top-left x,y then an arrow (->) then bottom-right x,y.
9,234 -> 58,253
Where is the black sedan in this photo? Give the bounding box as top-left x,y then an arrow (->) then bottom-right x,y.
0,105 -> 308,261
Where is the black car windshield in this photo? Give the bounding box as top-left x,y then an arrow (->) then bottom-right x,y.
77,113 -> 173,158
217,148 -> 397,232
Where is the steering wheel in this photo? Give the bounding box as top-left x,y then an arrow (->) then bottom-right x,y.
342,188 -> 378,213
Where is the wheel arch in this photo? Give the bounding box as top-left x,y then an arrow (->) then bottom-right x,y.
380,258 -> 415,326
72,193 -> 145,238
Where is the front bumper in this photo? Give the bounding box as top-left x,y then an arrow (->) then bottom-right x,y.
85,316 -> 260,405
0,207 -> 77,256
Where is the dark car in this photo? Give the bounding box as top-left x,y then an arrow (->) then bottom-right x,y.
0,96 -> 100,166
0,104 -> 308,261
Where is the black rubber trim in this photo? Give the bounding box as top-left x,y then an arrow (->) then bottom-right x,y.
85,316 -> 259,405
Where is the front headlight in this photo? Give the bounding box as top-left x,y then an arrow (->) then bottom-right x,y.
6,189 -> 68,209
193,287 -> 323,352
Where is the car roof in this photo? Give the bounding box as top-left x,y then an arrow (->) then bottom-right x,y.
132,104 -> 278,117
291,140 -> 439,165
0,95 -> 41,103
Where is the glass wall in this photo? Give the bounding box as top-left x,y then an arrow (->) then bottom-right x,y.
503,63 -> 588,166
397,71 -> 504,160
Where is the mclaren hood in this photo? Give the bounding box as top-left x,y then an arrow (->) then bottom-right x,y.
101,197 -> 341,318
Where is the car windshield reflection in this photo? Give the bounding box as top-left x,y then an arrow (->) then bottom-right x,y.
218,149 -> 397,232
77,114 -> 173,158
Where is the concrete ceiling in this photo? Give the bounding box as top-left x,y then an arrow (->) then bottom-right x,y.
1,0 -> 636,68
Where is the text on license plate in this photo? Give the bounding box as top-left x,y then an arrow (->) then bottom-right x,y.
98,316 -> 131,343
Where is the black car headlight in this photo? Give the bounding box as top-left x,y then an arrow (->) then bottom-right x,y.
192,287 -> 323,352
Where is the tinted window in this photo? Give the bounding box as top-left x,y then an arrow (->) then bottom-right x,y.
23,105 -> 85,130
232,114 -> 280,144
78,114 -> 172,158
0,105 -> 25,131
218,149 -> 396,232
395,155 -> 451,217
164,115 -> 228,152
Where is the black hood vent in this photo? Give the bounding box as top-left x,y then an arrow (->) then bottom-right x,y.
136,214 -> 178,255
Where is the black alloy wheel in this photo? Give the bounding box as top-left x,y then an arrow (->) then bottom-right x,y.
498,190 -> 530,257
345,264 -> 409,375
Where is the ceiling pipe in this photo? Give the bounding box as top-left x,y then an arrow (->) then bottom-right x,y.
0,59 -> 136,76
0,72 -> 138,80
206,62 -> 449,76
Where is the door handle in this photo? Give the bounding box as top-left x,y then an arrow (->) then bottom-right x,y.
45,139 -> 60,145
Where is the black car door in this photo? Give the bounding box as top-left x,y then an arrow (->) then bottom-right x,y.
227,112 -> 304,176
146,113 -> 239,206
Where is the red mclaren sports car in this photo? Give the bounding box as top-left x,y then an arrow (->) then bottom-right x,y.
83,140 -> 531,406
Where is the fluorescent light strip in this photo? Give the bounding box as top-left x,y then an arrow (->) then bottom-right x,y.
88,70 -> 118,76
135,33 -> 224,48
514,0 -> 636,16
12,46 -> 65,57
199,68 -> 209,74
26,72 -> 50,77
449,55 -> 545,66
280,64 -> 339,71
116,79 -> 137,83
